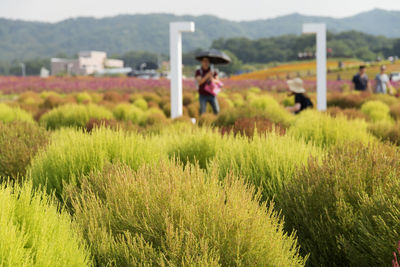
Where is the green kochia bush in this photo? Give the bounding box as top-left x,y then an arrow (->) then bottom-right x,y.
278,143 -> 400,266
0,182 -> 91,266
167,127 -> 227,169
214,105 -> 289,128
369,94 -> 399,106
67,162 -> 306,266
249,95 -> 294,126
75,92 -> 92,103
29,127 -> 166,199
146,107 -> 168,126
132,98 -> 148,111
113,103 -> 147,125
230,93 -> 244,107
0,122 -> 48,181
0,103 -> 34,123
40,104 -> 114,130
288,109 -> 373,147
361,100 -> 392,122
368,121 -> 400,146
214,131 -> 321,200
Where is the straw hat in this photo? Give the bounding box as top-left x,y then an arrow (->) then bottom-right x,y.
287,78 -> 306,93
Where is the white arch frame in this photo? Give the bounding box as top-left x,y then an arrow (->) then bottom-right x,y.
303,23 -> 327,111
169,22 -> 195,119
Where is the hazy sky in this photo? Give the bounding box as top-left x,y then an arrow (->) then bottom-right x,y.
1,0 -> 400,22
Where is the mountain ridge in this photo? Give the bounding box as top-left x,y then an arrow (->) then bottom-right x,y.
0,9 -> 399,61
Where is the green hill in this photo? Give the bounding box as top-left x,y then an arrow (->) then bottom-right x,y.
0,9 -> 399,61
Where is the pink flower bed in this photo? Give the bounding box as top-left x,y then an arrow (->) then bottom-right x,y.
0,76 -> 397,94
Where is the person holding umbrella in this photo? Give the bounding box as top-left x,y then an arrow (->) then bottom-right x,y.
195,49 -> 231,115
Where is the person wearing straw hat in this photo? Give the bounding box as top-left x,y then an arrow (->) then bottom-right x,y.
286,78 -> 313,114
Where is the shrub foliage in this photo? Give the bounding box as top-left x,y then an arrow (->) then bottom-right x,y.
29,127 -> 165,198
0,103 -> 34,123
214,131 -> 321,200
67,162 -> 306,266
278,143 -> 400,266
0,122 -> 48,181
0,182 -> 91,266
40,104 -> 114,129
361,100 -> 392,122
288,109 -> 373,147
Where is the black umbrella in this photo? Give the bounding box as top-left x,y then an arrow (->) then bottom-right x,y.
195,49 -> 231,65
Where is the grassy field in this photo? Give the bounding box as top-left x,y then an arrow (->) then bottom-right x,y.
1,82 -> 400,266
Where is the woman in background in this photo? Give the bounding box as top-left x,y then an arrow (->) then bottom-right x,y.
286,78 -> 313,114
195,57 -> 220,115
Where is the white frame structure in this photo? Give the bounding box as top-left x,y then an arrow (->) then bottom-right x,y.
303,23 -> 327,111
169,22 -> 195,118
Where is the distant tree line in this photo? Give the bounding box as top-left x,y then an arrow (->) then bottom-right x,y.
1,31 -> 400,76
212,31 -> 400,64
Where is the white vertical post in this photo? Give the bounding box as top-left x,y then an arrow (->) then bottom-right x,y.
303,23 -> 327,111
170,22 -> 195,119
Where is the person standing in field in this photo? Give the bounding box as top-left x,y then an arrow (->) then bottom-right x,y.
352,65 -> 371,92
195,57 -> 220,115
286,78 -> 313,114
375,65 -> 392,94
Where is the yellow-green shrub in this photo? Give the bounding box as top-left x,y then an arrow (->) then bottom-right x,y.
248,87 -> 261,93
162,103 -> 171,117
368,121 -> 400,145
0,122 -> 48,181
369,94 -> 399,106
113,103 -> 147,125
40,104 -> 113,130
231,93 -> 244,107
288,110 -> 373,147
0,103 -> 34,123
250,95 -> 294,126
326,107 -> 367,120
390,103 -> 400,120
282,96 -> 295,107
368,121 -> 393,139
246,92 -> 258,101
89,92 -> 103,103
0,182 -> 91,266
327,92 -> 366,109
361,100 -> 392,122
40,94 -> 75,109
214,131 -> 321,200
187,102 -> 199,118
198,113 -> 217,127
75,92 -> 92,103
144,108 -> 168,126
29,127 -> 166,198
278,143 -> 400,266
67,162 -> 306,266
142,92 -> 162,104
17,91 -> 42,105
167,127 -> 225,169
133,98 -> 148,111
39,91 -> 61,99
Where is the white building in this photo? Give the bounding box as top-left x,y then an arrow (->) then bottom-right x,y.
51,51 -> 124,76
